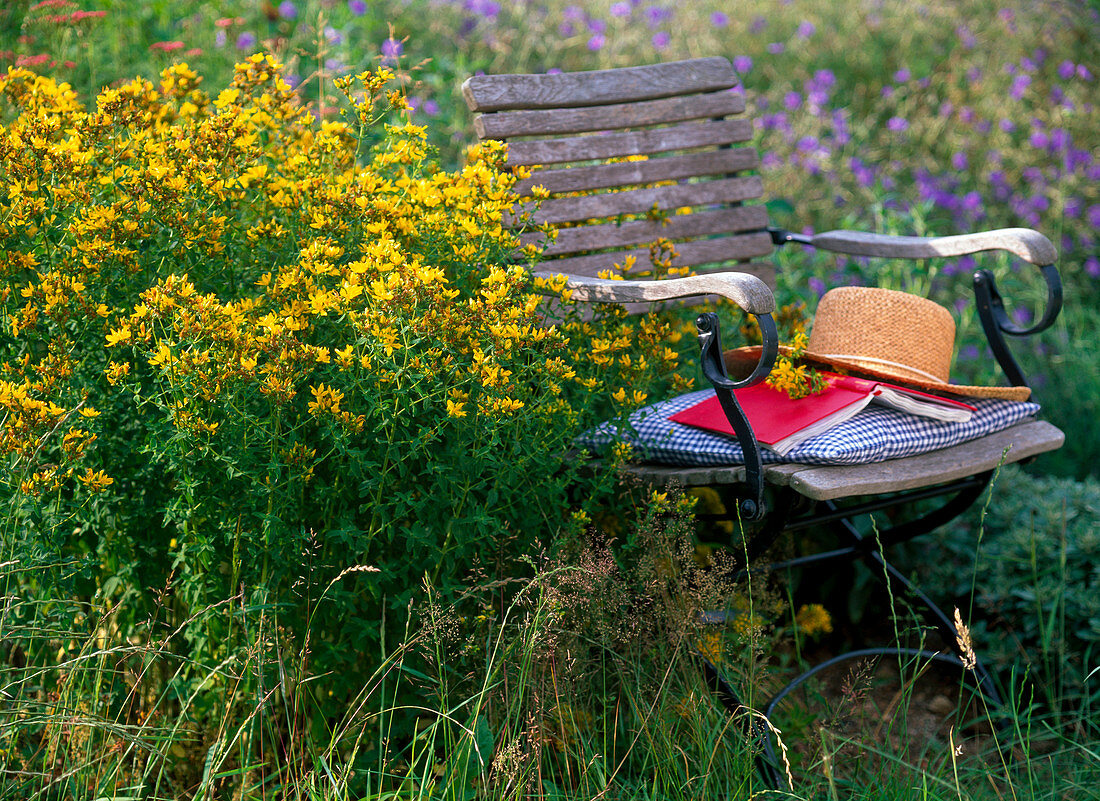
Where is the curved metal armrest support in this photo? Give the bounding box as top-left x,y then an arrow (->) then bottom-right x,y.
698,312 -> 778,522
783,227 -> 1063,389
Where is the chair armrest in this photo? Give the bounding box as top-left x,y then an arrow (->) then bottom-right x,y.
808,227 -> 1057,266
533,268 -> 777,522
532,270 -> 777,315
796,227 -> 1062,388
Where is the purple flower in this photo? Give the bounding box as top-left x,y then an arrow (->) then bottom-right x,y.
558,22 -> 574,36
1087,205 -> 1100,229
423,99 -> 440,116
887,116 -> 908,132
1010,74 -> 1031,100
325,26 -> 343,45
652,31 -> 670,50
962,192 -> 982,214
999,118 -> 1015,132
881,86 -> 894,99
796,20 -> 816,38
1029,130 -> 1050,149
1064,197 -> 1083,218
750,15 -> 767,33
645,6 -> 670,28
1086,257 -> 1100,278
610,2 -> 631,17
587,18 -> 606,33
956,25 -> 976,48
382,38 -> 402,59
236,31 -> 257,50
810,69 -> 836,90
1057,58 -> 1076,78
587,34 -> 604,51
767,42 -> 785,54
562,5 -> 584,21
711,11 -> 729,27
951,152 -> 968,170
471,1 -> 501,17
783,91 -> 801,110
893,68 -> 910,82
850,157 -> 875,188
278,1 -> 297,19
1029,195 -> 1050,213
796,135 -> 818,153
809,276 -> 826,297
348,0 -> 367,15
215,30 -> 226,47
733,55 -> 752,73
1078,64 -> 1094,81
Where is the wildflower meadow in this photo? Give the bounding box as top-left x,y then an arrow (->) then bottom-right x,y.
0,1 -> 1098,799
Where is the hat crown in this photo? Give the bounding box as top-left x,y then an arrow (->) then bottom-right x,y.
807,287 -> 956,385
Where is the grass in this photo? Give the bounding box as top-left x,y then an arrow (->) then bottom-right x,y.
2,0 -> 1099,798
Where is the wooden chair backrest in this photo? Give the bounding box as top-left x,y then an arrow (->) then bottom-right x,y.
462,57 -> 775,288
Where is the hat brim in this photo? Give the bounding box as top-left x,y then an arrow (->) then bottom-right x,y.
725,346 -> 1032,402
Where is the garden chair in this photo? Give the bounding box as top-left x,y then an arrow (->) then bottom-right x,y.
462,57 -> 1064,785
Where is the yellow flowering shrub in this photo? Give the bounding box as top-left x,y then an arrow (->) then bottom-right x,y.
0,57 -> 686,708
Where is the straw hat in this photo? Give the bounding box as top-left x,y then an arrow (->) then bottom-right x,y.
727,286 -> 1031,401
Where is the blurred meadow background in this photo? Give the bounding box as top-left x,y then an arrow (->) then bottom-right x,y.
0,0 -> 1098,798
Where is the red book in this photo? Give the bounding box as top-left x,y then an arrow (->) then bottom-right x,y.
669,372 -> 976,456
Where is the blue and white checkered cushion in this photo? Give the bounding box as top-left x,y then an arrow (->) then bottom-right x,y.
578,389 -> 1040,466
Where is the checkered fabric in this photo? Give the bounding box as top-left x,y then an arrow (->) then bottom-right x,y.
578,389 -> 1040,467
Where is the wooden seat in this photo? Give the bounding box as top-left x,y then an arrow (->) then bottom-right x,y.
629,419 -> 1063,500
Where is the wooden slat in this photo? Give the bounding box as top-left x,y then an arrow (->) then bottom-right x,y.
782,420 -> 1064,501
462,57 -> 737,112
475,90 -> 745,139
514,148 -> 760,196
505,118 -> 753,166
542,241 -> 776,278
511,175 -> 764,226
626,463 -> 748,487
522,206 -> 768,256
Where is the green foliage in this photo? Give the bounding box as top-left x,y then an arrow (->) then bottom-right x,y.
919,465 -> 1100,697
0,56 -> 691,744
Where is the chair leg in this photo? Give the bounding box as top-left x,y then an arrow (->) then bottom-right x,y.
701,473 -> 1008,785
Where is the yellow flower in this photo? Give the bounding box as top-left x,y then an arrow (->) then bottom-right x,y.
446,399 -> 467,418
695,631 -> 724,664
307,383 -> 344,416
795,604 -> 833,637
78,469 -> 114,493
106,325 -> 132,347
